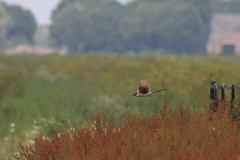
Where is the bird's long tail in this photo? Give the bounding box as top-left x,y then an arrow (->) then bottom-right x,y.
151,89 -> 167,93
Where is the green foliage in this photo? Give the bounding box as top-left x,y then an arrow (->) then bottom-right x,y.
212,0 -> 240,14
0,3 -> 13,49
0,68 -> 26,98
51,0 -> 123,51
1,2 -> 37,46
121,0 -> 211,52
50,0 -> 212,52
0,54 -> 240,159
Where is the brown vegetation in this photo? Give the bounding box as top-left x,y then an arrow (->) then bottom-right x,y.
15,97 -> 240,160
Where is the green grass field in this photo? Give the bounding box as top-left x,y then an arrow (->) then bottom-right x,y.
0,53 -> 240,159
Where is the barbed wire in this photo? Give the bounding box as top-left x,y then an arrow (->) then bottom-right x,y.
222,84 -> 232,89
210,84 -> 239,90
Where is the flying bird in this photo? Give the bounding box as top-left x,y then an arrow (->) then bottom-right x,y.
132,78 -> 167,97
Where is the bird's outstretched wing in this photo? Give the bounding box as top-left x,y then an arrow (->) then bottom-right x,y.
137,78 -> 150,93
152,89 -> 167,93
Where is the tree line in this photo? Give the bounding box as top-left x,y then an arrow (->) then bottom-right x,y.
0,0 -> 240,52
50,0 -> 212,52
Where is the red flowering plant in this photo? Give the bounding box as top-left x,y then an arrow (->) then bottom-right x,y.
16,98 -> 240,160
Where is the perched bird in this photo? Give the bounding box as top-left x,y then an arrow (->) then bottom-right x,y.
132,78 -> 167,97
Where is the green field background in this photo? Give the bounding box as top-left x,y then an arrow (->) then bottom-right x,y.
0,53 -> 239,159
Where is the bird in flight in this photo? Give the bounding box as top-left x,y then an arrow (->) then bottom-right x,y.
132,78 -> 167,97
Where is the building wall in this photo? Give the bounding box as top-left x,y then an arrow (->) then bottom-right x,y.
207,31 -> 240,55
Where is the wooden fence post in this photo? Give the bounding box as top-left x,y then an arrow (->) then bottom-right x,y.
210,80 -> 217,110
221,83 -> 225,101
231,84 -> 235,110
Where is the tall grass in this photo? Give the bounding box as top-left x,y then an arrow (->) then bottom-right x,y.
0,53 -> 240,159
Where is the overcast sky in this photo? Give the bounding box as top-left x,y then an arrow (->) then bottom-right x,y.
0,0 -> 130,25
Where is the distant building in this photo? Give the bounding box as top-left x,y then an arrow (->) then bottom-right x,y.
34,25 -> 51,48
207,14 -> 240,55
4,45 -> 58,55
4,25 -> 68,55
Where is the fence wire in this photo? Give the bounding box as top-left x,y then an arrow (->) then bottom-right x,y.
210,84 -> 239,90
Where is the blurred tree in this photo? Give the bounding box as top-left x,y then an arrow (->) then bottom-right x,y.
50,0 -> 124,51
0,3 -> 13,49
121,0 -> 212,52
212,0 -> 240,14
51,0 -> 212,52
3,3 -> 37,45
